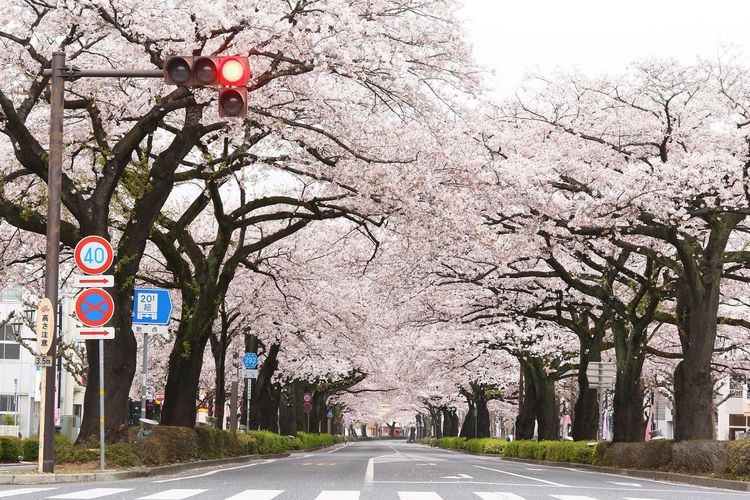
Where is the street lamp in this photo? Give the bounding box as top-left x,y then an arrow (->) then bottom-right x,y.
10,315 -> 22,339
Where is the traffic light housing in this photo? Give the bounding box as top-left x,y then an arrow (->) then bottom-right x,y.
164,55 -> 251,117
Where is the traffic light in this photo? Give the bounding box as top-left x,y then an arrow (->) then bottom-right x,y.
163,55 -> 251,117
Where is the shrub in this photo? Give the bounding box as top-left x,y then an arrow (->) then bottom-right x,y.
54,435 -> 98,464
287,436 -> 303,450
464,438 -> 507,455
504,439 -> 520,457
138,426 -> 198,465
0,436 -> 21,462
195,426 -> 241,459
106,442 -> 141,468
545,441 -> 595,464
21,437 -> 39,462
2,414 -> 16,426
671,440 -> 728,474
297,432 -> 336,449
598,441 -> 672,470
438,437 -> 466,450
728,440 -> 750,477
250,430 -> 289,454
237,434 -> 258,455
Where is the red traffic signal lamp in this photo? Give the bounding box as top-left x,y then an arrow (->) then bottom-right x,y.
164,55 -> 251,117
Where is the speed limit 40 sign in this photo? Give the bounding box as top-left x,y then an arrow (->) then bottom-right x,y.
74,236 -> 114,275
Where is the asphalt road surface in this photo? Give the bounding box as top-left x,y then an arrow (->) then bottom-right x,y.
1,440 -> 747,499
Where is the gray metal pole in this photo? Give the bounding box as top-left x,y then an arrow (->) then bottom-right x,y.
141,331 -> 147,420
41,50 -> 65,473
99,339 -> 105,470
245,380 -> 251,431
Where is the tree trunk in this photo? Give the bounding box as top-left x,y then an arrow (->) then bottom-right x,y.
612,367 -> 644,442
572,335 -> 603,441
160,334 -> 209,427
674,275 -> 720,441
672,214 -> 740,440
279,384 -> 297,435
527,361 -> 558,440
515,364 -> 537,440
249,343 -> 281,431
441,408 -> 458,437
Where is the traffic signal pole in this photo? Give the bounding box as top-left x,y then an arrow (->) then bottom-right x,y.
42,53 -> 162,473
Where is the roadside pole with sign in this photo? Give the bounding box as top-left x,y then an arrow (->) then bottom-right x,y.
73,235 -> 116,471
586,362 -> 617,441
303,392 -> 313,433
242,353 -> 259,431
132,288 -> 172,423
34,298 -> 54,473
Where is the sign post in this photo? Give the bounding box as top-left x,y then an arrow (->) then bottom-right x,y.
132,288 -> 173,422
73,236 -> 115,471
586,362 -> 616,441
35,298 -> 54,473
303,392 -> 313,433
241,353 -> 259,432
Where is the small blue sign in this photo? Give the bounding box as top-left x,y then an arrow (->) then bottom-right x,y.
243,352 -> 259,369
327,408 -> 334,418
133,288 -> 172,325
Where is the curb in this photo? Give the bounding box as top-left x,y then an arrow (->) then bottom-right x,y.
424,445 -> 750,493
0,453 -> 290,485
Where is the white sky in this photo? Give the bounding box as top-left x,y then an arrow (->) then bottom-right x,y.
459,0 -> 750,96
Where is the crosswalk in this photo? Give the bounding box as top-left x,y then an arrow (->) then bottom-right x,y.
0,488 -> 672,500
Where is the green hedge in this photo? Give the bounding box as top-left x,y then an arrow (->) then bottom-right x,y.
438,437 -> 467,449
297,432 -> 341,449
249,430 -> 289,454
0,436 -> 21,462
22,437 -> 39,461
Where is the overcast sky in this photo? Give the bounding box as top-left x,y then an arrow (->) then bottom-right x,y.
458,0 -> 750,96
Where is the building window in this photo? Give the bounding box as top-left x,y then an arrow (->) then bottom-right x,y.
0,395 -> 17,412
730,375 -> 746,398
0,325 -> 20,360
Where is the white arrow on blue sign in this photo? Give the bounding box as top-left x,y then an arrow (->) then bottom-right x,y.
243,352 -> 259,369
132,288 -> 173,325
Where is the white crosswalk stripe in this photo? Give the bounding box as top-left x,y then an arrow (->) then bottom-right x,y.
398,493 -> 444,500
137,489 -> 207,499
315,491 -> 359,500
223,490 -> 284,500
474,493 -> 527,500
0,488 -> 58,497
550,496 -> 598,500
49,488 -> 133,499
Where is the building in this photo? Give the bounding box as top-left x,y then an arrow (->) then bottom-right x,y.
717,375 -> 749,441
0,289 -> 85,441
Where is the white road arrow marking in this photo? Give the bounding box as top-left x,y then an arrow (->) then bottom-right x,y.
610,481 -> 642,487
441,473 -> 473,479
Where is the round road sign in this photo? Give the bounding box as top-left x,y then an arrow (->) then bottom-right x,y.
303,392 -> 312,403
75,236 -> 114,275
75,288 -> 115,327
303,402 -> 313,414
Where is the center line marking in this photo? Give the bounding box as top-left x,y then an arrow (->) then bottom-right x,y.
474,465 -> 567,486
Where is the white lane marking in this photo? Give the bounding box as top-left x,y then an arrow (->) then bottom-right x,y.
398,493 -> 443,500
610,481 -> 642,487
474,465 -> 566,487
315,491 -> 359,500
474,493 -> 526,500
623,498 -> 660,500
327,443 -> 351,453
152,459 -> 276,483
138,490 -> 207,500
525,468 -> 544,471
441,473 -> 473,479
0,488 -> 57,497
550,496 -> 597,500
223,491 -> 284,500
50,489 -> 133,499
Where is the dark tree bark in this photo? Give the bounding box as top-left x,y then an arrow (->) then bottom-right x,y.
525,360 -> 558,440
248,342 -> 281,431
441,407 -> 459,437
572,340 -> 600,441
515,364 -> 537,440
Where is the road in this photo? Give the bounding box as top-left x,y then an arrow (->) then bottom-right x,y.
0,440 -> 747,499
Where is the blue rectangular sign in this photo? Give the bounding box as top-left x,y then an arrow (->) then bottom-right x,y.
133,288 -> 172,325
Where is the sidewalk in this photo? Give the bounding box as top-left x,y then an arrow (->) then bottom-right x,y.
0,452 -> 290,485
